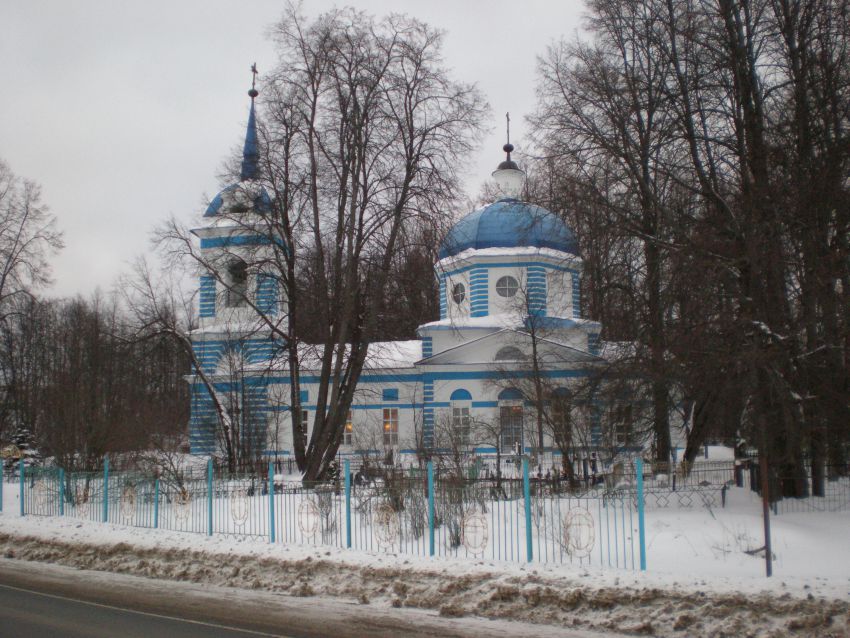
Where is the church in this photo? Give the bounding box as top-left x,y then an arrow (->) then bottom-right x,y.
187,87 -> 611,466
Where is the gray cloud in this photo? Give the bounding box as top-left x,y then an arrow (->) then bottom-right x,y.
0,0 -> 583,296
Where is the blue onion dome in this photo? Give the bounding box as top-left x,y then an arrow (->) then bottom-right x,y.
438,198 -> 579,259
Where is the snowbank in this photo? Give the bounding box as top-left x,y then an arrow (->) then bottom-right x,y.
1,482 -> 849,637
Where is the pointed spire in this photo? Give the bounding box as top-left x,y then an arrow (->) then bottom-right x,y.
240,63 -> 260,181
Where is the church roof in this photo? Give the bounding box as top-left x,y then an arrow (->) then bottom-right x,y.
438,198 -> 578,259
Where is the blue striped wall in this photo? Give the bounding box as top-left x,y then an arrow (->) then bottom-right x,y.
527,265 -> 547,316
588,333 -> 600,356
572,272 -> 581,318
439,261 -> 580,319
421,337 -> 432,359
469,267 -> 489,317
439,276 -> 447,320
189,380 -> 271,455
189,383 -> 217,453
192,337 -> 283,374
423,379 -> 435,448
199,275 -> 216,318
200,235 -> 272,249
256,274 -> 278,315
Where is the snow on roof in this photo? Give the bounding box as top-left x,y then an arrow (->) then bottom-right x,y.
418,313 -> 518,331
190,320 -> 274,336
363,340 -> 422,369
436,246 -> 581,271
239,339 -> 423,374
418,313 -> 599,332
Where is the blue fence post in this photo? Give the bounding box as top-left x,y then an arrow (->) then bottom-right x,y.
19,460 -> 25,517
0,464 -> 4,512
636,457 -> 647,571
523,457 -> 533,563
344,459 -> 351,549
102,456 -> 109,523
207,458 -> 213,537
427,461 -> 435,557
59,468 -> 65,516
268,461 -> 275,543
153,479 -> 160,529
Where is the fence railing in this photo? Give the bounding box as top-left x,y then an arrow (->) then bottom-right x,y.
746,461 -> 850,514
15,457 -> 646,572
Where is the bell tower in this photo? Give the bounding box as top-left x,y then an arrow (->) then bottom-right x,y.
187,68 -> 284,457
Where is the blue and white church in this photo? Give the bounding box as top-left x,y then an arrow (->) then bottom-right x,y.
188,88 -> 609,463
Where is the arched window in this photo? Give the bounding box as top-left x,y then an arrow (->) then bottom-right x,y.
450,389 -> 472,446
451,282 -> 466,304
498,387 -> 523,453
494,346 -> 525,362
495,275 -> 519,298
226,259 -> 248,307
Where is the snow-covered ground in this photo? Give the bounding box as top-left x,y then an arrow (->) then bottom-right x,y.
1,479 -> 848,636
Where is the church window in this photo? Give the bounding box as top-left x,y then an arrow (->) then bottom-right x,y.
226,259 -> 249,307
451,282 -> 466,304
383,408 -> 399,447
494,346 -> 525,362
450,389 -> 473,446
498,388 -> 524,453
343,410 -> 353,446
452,404 -> 471,446
612,404 -> 633,447
499,403 -> 524,453
496,275 -> 519,298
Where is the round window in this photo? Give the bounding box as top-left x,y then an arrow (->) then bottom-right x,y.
496,275 -> 519,298
451,282 -> 466,304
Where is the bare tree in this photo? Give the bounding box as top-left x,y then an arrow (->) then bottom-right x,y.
0,159 -> 63,318
0,159 -> 63,443
158,7 -> 486,483
530,0 -> 850,495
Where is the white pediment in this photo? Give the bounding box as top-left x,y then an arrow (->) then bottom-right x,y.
418,328 -> 601,367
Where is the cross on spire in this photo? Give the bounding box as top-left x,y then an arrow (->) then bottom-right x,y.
503,112 -> 514,161
249,63 -> 259,99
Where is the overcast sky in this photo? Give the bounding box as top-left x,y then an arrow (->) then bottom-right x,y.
1,1 -> 584,297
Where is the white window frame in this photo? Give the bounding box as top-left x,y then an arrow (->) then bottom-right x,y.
499,400 -> 524,453
383,408 -> 399,447
451,401 -> 472,447
343,410 -> 354,446
495,275 -> 519,298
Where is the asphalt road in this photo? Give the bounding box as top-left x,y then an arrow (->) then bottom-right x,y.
0,558 -> 618,638
0,581 -> 284,638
